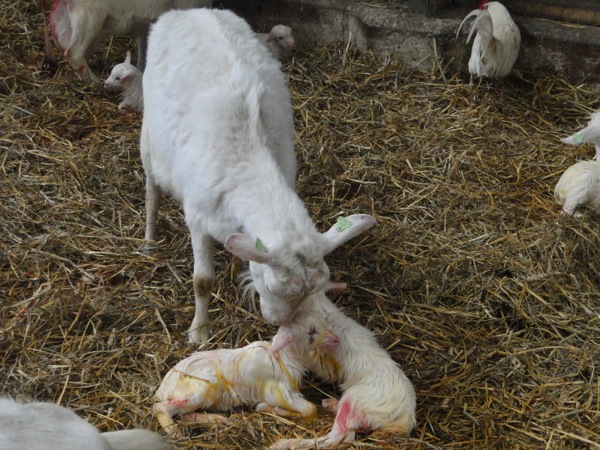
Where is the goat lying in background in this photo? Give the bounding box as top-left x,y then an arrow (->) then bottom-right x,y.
0,397 -> 171,450
270,287 -> 417,449
153,309 -> 339,435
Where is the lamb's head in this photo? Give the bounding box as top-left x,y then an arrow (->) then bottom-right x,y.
225,214 -> 377,325
271,308 -> 339,360
267,25 -> 296,53
103,51 -> 139,91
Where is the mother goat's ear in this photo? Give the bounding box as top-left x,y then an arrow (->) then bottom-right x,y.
225,233 -> 273,263
321,214 -> 377,254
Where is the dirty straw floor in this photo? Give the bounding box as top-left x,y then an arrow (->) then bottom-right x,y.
1,3 -> 599,450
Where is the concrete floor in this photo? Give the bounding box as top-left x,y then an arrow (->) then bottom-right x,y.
219,0 -> 600,84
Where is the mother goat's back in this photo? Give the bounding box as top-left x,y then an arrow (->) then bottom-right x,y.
142,8 -> 296,190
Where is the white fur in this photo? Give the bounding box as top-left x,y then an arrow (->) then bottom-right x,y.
49,0 -> 213,81
270,290 -> 417,449
153,310 -> 339,434
456,1 -> 520,80
554,160 -> 600,216
0,397 -> 171,450
141,8 -> 377,342
104,51 -> 143,113
561,111 -> 600,161
258,25 -> 296,63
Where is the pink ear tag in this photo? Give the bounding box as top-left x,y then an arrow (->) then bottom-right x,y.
336,216 -> 353,232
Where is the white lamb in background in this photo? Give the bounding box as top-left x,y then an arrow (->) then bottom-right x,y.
258,25 -> 296,63
103,51 -> 143,113
554,160 -> 600,216
141,8 -> 377,342
153,309 -> 340,435
0,397 -> 171,450
561,111 -> 600,160
270,288 -> 417,449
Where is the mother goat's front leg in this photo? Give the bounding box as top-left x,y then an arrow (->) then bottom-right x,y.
189,231 -> 215,343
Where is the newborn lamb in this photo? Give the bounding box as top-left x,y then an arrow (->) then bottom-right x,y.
153,309 -> 339,435
103,51 -> 143,113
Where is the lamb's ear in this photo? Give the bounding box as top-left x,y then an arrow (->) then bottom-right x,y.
271,327 -> 293,355
125,51 -> 132,64
321,214 -> 377,254
225,233 -> 273,263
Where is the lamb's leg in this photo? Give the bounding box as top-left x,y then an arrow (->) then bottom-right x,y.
321,397 -> 339,412
270,396 -> 361,449
181,411 -> 231,426
152,403 -> 179,436
256,398 -> 317,418
269,431 -> 354,450
188,232 -> 214,343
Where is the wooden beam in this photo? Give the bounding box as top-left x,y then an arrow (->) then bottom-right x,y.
503,0 -> 600,27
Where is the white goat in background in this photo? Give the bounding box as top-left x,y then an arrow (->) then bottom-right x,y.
0,397 -> 171,450
270,288 -> 417,449
49,0 -> 213,80
153,309 -> 339,435
141,8 -> 377,342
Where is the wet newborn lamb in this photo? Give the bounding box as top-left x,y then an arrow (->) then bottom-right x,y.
271,288 -> 417,449
103,51 -> 143,113
258,25 -> 296,63
153,310 -> 339,435
0,397 -> 171,450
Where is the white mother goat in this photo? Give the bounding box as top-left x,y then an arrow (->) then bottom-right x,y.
142,8 -> 376,343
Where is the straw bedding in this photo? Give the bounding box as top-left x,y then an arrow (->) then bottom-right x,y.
1,2 -> 598,449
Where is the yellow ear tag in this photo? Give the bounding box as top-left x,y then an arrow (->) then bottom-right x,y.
255,238 -> 268,252
336,216 -> 353,232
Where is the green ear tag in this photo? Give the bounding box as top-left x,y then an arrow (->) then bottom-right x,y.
336,216 -> 353,232
255,238 -> 268,252
574,132 -> 585,144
